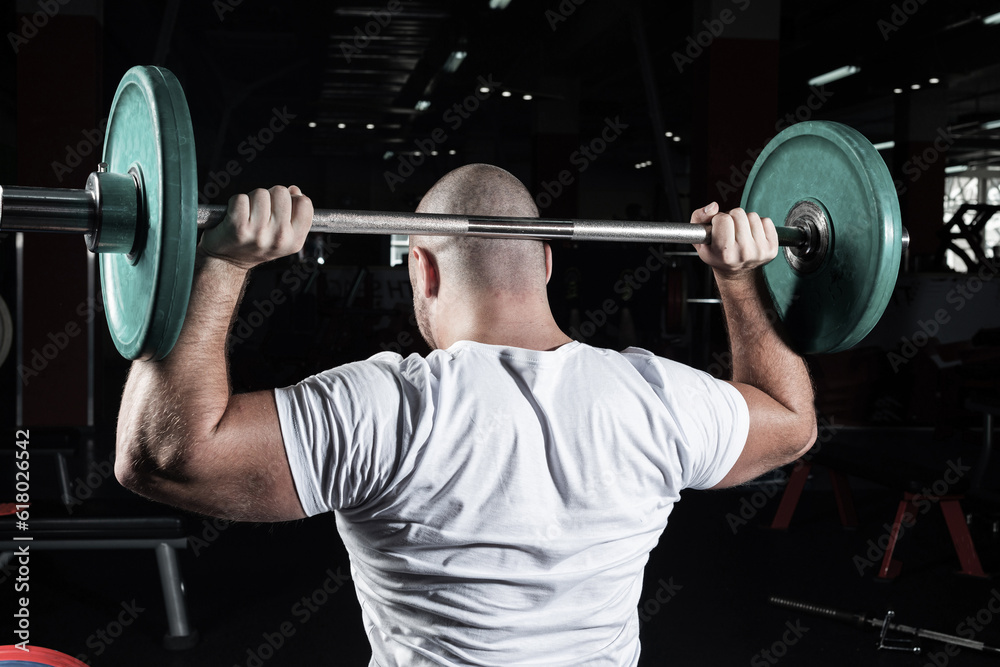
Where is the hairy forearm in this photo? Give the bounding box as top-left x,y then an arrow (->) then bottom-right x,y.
116,251 -> 249,484
716,270 -> 815,420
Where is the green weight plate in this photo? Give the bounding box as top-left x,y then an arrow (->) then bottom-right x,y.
101,66 -> 196,360
741,121 -> 902,354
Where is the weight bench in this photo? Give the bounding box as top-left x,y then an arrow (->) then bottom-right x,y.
0,508 -> 198,649
2,427 -> 199,650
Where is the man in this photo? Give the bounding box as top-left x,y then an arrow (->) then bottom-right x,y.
116,164 -> 816,665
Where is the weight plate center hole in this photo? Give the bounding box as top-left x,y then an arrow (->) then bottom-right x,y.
783,200 -> 830,275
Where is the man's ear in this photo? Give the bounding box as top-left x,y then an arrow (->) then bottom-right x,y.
544,243 -> 554,285
412,246 -> 439,298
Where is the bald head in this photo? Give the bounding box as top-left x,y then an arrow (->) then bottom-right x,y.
411,164 -> 546,295
416,164 -> 540,218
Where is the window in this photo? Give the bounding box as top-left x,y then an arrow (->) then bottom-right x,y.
942,170 -> 1000,271
390,234 -> 409,267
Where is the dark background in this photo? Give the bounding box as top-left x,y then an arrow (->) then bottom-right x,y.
1,0 -> 1000,665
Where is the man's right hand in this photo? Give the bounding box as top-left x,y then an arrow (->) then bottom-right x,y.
200,185 -> 314,271
690,202 -> 779,279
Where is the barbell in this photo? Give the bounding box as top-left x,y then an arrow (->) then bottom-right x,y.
0,66 -> 906,360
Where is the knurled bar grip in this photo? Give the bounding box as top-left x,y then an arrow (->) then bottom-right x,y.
196,204 -> 810,246
768,596 -> 867,627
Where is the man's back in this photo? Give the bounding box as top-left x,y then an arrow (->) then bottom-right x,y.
276,341 -> 747,665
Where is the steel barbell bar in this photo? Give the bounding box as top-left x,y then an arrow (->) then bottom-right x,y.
0,181 -> 833,249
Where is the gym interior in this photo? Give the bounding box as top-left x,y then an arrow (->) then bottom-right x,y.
1,0 -> 1000,665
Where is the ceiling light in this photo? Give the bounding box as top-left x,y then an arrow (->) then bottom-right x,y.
523,94 -> 533,101
672,136 -> 680,142
945,165 -> 968,174
893,88 -> 903,94
872,141 -> 895,151
490,0 -> 513,9
431,151 -> 439,156
910,83 -> 921,90
415,100 -> 431,111
501,91 -> 512,98
308,121 -> 317,128
808,65 -> 860,87
982,119 -> 1000,130
337,123 -> 346,129
382,151 -> 395,160
983,11 -> 1000,25
442,51 -> 467,73
366,123 -> 375,130
665,131 -> 673,137
479,86 -> 490,94
448,150 -> 457,155
929,77 -> 940,84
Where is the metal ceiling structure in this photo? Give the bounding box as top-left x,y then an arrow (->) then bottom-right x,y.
100,0 -> 1000,197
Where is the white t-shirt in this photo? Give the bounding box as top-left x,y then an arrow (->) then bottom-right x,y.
275,341 -> 748,666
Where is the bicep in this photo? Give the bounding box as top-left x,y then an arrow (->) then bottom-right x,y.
710,381 -> 816,489
140,390 -> 306,522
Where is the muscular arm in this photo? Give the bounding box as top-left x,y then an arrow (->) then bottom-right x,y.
115,187 -> 313,521
713,270 -> 817,487
690,204 -> 817,488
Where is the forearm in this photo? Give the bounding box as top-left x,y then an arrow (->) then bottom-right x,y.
116,250 -> 249,483
717,269 -> 815,424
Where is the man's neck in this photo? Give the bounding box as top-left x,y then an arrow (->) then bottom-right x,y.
434,292 -> 573,352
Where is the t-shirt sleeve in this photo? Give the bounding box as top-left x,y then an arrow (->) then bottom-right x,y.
273,357 -> 410,516
633,352 -> 749,490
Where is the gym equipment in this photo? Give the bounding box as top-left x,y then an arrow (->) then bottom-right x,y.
0,65 -> 907,359
0,294 -> 12,368
0,645 -> 91,666
743,122 -> 903,353
769,596 -> 1000,656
